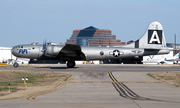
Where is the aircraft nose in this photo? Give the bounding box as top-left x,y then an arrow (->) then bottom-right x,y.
11,47 -> 15,55
12,46 -> 17,56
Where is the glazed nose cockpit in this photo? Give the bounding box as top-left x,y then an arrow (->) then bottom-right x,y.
12,45 -> 27,57
12,46 -> 19,57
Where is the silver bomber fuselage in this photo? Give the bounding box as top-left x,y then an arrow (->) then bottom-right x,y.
12,45 -> 170,60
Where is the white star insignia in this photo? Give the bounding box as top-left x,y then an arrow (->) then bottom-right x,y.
113,50 -> 120,57
114,51 -> 119,56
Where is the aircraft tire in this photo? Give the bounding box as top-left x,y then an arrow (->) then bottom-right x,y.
67,61 -> 75,68
13,62 -> 19,68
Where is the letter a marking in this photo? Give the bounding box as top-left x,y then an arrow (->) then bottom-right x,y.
149,31 -> 160,44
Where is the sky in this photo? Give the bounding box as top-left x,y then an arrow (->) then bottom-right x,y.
0,0 -> 180,47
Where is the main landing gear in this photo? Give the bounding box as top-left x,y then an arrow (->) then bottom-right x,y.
67,61 -> 76,68
13,62 -> 19,68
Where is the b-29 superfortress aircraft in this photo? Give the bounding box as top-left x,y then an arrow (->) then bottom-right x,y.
12,21 -> 170,68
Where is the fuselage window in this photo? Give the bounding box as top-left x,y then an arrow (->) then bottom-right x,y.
32,47 -> 35,49
21,46 -> 23,48
100,51 -> 104,56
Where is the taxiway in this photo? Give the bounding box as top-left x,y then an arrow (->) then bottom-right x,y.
0,64 -> 180,108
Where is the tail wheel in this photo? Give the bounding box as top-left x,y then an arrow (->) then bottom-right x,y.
13,62 -> 19,68
67,61 -> 75,68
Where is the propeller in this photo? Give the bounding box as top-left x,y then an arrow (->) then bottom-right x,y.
42,40 -> 56,57
42,39 -> 47,54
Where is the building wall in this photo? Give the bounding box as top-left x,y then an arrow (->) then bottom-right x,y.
0,47 -> 16,62
65,26 -> 126,46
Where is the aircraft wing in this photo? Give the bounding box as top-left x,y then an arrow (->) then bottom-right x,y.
59,44 -> 86,60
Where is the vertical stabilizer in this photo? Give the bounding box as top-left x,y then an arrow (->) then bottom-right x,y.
124,22 -> 166,49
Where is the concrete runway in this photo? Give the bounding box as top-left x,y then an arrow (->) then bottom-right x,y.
0,64 -> 180,108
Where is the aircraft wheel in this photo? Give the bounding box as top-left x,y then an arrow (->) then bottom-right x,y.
13,62 -> 19,68
67,61 -> 75,68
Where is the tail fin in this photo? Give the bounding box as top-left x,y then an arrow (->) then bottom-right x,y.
124,21 -> 166,49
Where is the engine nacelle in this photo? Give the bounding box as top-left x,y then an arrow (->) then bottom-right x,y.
46,45 -> 62,56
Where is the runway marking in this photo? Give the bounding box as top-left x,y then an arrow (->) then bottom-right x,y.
109,72 -> 138,99
70,81 -> 111,83
109,72 -> 180,103
69,81 -> 161,83
25,74 -> 76,100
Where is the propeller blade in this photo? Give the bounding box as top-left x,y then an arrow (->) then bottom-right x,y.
43,39 -> 47,53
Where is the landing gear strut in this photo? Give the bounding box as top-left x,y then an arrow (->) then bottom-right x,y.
13,62 -> 19,68
67,61 -> 75,68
